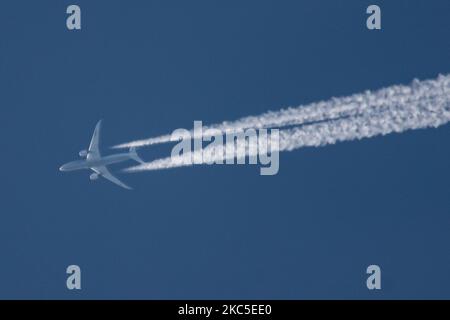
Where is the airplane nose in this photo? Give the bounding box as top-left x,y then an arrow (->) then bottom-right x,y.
59,165 -> 66,171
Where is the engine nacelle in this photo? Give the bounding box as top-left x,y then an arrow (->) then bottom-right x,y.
90,173 -> 98,181
79,150 -> 88,157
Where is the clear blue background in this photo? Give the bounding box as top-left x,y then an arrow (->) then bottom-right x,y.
0,0 -> 449,299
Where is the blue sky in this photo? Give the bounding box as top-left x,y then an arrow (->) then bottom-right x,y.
0,0 -> 449,299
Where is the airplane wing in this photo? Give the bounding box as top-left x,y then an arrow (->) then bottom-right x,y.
87,120 -> 102,160
92,166 -> 132,190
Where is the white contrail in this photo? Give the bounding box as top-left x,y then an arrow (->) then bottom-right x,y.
124,74 -> 450,173
114,75 -> 448,149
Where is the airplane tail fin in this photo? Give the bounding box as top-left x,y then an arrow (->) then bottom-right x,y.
129,147 -> 145,164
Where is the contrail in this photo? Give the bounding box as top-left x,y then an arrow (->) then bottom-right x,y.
114,74 -> 448,149
123,74 -> 450,173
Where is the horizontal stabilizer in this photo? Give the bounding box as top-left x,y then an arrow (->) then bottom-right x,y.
129,147 -> 145,164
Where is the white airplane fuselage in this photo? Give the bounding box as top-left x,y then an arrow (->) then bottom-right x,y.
59,152 -> 133,172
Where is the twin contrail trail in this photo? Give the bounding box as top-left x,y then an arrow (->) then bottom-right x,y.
118,74 -> 450,173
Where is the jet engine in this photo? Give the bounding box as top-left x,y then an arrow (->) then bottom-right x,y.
90,173 -> 99,181
79,150 -> 88,157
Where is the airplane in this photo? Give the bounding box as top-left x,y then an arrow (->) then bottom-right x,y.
59,120 -> 144,190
